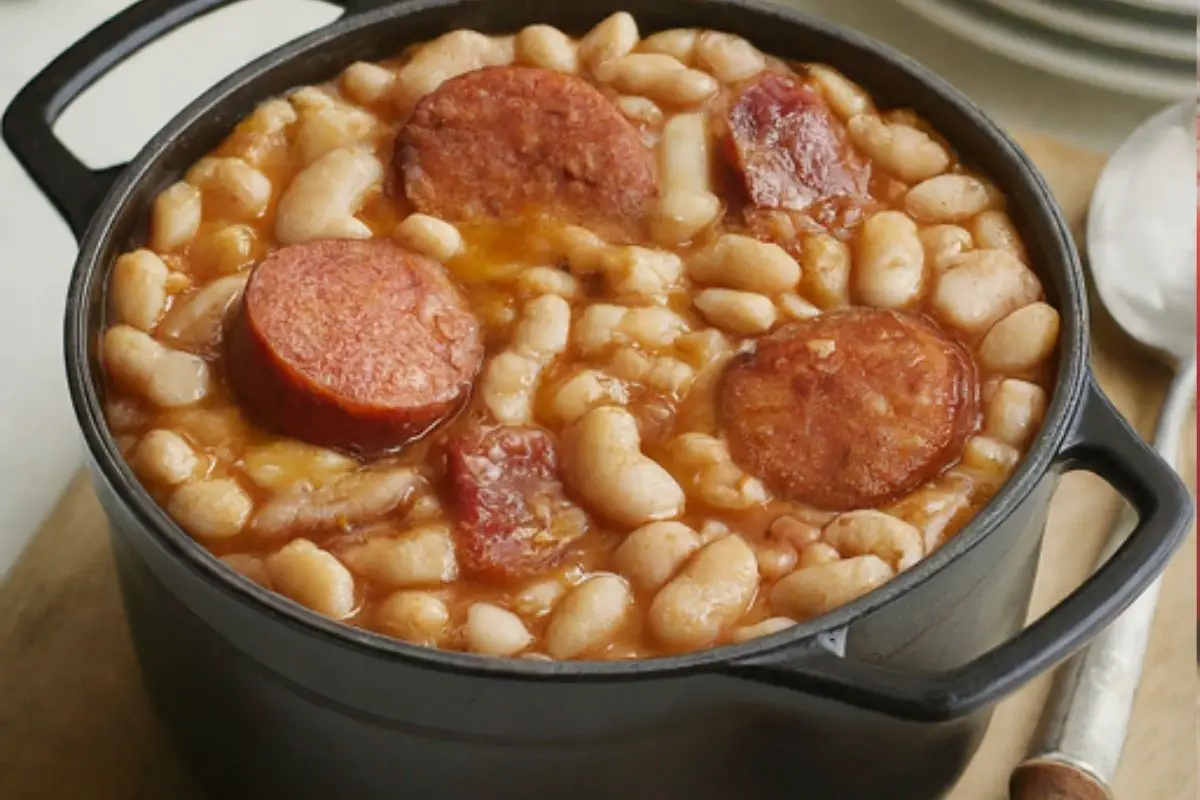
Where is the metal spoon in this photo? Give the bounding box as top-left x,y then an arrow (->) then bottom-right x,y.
1010,99 -> 1197,800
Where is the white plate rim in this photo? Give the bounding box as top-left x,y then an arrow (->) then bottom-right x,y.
896,0 -> 1197,101
1099,0 -> 1196,15
978,0 -> 1196,61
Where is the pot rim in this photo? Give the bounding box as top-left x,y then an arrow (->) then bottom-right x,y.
65,0 -> 1089,679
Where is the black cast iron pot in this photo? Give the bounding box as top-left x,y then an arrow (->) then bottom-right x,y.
4,1 -> 1194,798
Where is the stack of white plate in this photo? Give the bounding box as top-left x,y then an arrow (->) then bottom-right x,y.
896,0 -> 1197,100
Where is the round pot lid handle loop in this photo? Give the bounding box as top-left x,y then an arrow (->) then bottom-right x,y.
1,0 -> 382,242
721,376 -> 1193,723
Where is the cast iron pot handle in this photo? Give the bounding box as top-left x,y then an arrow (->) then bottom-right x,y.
725,377 -> 1193,723
1,0 -> 392,242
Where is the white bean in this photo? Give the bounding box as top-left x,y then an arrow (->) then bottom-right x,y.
264,539 -> 357,620
807,65 -> 871,120
545,574 -> 633,660
465,603 -> 532,656
770,555 -> 894,620
481,351 -> 540,425
512,295 -> 571,361
978,302 -> 1060,373
669,433 -> 769,510
573,305 -> 689,355
730,617 -> 797,644
157,274 -> 248,352
919,225 -> 974,272
111,250 -> 168,331
395,30 -> 512,109
609,348 -> 695,395
150,182 -> 202,252
694,288 -> 777,335
798,541 -> 842,569
340,525 -> 458,588
394,214 -> 463,262
233,98 -> 298,167
565,406 -> 685,527
971,210 -> 1027,262
615,95 -> 664,127
886,473 -> 974,553
131,429 -> 199,486
253,468 -> 425,535
189,224 -> 258,275
847,115 -> 950,183
961,436 -> 1020,483
931,249 -> 1042,335
340,61 -> 397,105
376,591 -> 449,646
689,234 -> 801,294
483,296 -> 571,424
579,12 -> 639,74
594,53 -> 718,107
549,369 -> 628,423
613,521 -> 702,592
186,157 -> 272,218
275,147 -> 382,245
240,440 -> 355,493
756,540 -> 799,580
694,31 -> 765,82
552,224 -> 609,274
648,535 -> 759,650
768,515 -> 822,549
601,246 -> 684,302
800,233 -> 852,309
102,325 -> 210,407
571,304 -> 628,352
515,25 -> 578,73
652,113 -> 720,244
639,29 -> 697,63
905,174 -> 993,223
676,328 -> 732,368
164,272 -> 192,294
777,292 -> 822,321
856,211 -> 926,309
984,379 -> 1048,449
293,93 -> 380,167
512,579 -> 567,617
824,510 -> 924,572
516,266 -> 580,298
168,478 -> 253,540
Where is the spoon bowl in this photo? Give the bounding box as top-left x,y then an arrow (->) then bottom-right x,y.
1087,98 -> 1197,365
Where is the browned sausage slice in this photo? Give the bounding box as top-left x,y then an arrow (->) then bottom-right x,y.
226,239 -> 483,456
720,308 -> 978,511
725,73 -> 869,212
397,66 -> 658,242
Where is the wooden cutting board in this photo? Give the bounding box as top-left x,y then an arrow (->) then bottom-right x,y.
0,132 -> 1194,800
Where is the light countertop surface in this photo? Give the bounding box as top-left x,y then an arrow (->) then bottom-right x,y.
0,0 -> 1171,577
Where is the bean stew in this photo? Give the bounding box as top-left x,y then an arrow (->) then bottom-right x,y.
100,14 -> 1059,661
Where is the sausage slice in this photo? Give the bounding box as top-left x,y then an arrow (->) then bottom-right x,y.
725,73 -> 869,212
447,425 -> 589,582
397,66 -> 658,242
720,309 -> 978,510
226,239 -> 483,456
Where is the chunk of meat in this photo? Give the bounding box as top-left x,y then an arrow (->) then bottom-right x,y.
253,468 -> 427,536
447,426 -> 589,581
720,308 -> 978,510
397,66 -> 658,242
225,239 -> 483,456
725,73 -> 869,212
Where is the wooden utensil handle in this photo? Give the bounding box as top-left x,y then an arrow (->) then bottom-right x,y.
1010,756 -> 1114,800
